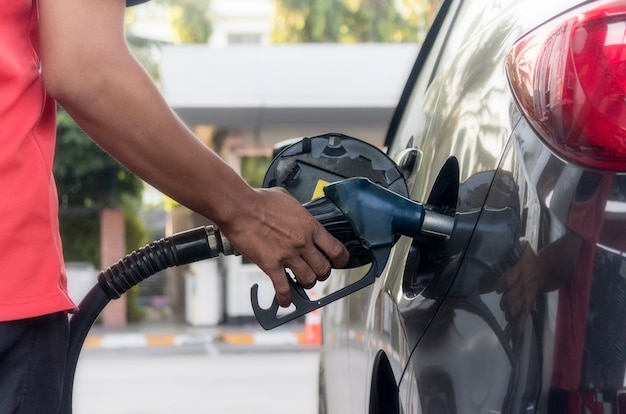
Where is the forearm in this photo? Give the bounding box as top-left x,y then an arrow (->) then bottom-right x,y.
39,0 -> 254,228
57,63 -> 252,226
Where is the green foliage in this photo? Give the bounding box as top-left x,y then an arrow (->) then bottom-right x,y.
241,156 -> 272,188
273,0 -> 345,42
54,108 -> 144,210
59,217 -> 100,266
54,107 -> 148,267
126,285 -> 146,322
125,209 -> 151,252
155,0 -> 212,43
59,209 -> 151,268
272,0 -> 440,43
124,213 -> 150,322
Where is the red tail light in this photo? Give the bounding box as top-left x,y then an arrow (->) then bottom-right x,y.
506,1 -> 626,171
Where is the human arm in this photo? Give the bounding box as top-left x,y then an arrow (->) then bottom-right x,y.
37,0 -> 349,306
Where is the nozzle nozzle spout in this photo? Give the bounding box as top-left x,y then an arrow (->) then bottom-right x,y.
421,210 -> 455,239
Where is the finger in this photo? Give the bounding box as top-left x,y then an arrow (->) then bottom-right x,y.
286,259 -> 318,289
495,276 -> 505,293
495,274 -> 509,293
267,269 -> 292,308
507,295 -> 523,320
312,225 -> 350,268
495,266 -> 519,293
300,245 -> 333,281
499,293 -> 508,312
317,267 -> 332,282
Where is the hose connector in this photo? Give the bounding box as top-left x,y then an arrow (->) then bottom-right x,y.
98,225 -> 235,299
207,226 -> 237,257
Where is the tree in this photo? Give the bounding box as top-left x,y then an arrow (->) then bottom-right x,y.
272,0 -> 440,43
54,108 -> 148,266
154,0 -> 212,43
273,0 -> 346,42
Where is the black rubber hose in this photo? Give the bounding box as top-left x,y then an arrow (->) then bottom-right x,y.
60,226 -> 233,414
61,285 -> 110,414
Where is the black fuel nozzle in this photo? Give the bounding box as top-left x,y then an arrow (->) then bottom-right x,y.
251,177 -> 454,330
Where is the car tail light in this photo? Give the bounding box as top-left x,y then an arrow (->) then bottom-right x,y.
506,1 -> 626,171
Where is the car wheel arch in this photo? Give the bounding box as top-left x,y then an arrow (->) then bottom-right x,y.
369,350 -> 400,414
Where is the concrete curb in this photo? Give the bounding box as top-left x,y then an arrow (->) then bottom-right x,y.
83,330 -> 310,349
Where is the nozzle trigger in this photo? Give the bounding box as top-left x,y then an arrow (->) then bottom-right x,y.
250,256 -> 382,330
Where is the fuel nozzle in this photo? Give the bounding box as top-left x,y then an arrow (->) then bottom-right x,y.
251,177 -> 454,329
321,177 -> 454,249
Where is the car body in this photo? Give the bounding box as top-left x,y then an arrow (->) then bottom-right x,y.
318,0 -> 626,413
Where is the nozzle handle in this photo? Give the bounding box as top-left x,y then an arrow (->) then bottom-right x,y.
300,196 -> 374,268
251,178 -> 430,330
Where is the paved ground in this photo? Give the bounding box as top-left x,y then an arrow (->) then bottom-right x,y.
73,345 -> 320,414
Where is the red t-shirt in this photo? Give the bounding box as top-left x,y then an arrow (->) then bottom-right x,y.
0,0 -> 75,320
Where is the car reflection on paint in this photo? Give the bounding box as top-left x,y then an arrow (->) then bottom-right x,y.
317,1 -> 626,413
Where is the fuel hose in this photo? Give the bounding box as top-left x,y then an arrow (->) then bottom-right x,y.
60,226 -> 235,414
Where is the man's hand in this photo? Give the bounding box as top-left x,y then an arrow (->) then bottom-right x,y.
217,187 -> 350,307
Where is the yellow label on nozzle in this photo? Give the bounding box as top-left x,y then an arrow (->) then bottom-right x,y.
312,180 -> 330,200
